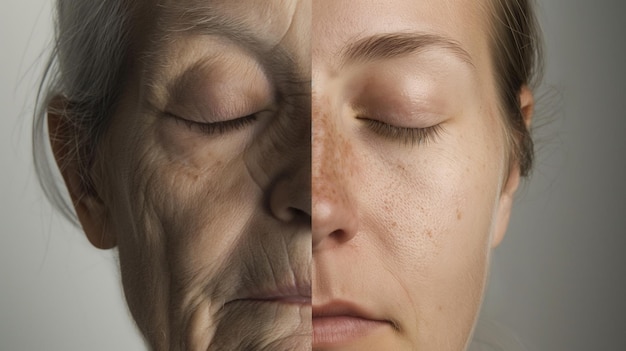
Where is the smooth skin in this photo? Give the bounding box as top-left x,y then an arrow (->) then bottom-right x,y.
312,0 -> 532,350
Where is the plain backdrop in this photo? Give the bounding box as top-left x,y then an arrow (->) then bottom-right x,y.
1,1 -> 625,350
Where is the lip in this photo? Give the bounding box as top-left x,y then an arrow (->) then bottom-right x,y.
313,300 -> 392,346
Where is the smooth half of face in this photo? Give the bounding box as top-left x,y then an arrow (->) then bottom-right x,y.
61,1 -> 312,350
311,0 -> 522,350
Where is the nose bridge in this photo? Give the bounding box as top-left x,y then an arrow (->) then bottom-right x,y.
245,94 -> 311,185
312,95 -> 347,201
241,89 -> 312,229
312,90 -> 359,248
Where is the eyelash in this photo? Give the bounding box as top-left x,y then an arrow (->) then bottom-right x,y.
166,112 -> 440,145
360,118 -> 443,146
168,113 -> 258,135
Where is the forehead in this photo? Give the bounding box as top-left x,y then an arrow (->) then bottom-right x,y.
155,0 -> 304,48
140,0 -> 310,88
312,0 -> 491,68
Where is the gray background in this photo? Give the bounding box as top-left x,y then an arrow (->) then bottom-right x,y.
481,1 -> 626,350
1,1 -> 625,350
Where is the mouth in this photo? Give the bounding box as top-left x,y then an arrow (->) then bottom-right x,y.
312,300 -> 394,346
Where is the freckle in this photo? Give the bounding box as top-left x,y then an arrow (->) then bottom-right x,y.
456,209 -> 462,220
437,305 -> 443,312
426,229 -> 433,238
391,221 -> 397,228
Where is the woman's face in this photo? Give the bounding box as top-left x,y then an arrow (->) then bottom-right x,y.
59,0 -> 527,350
312,0 -> 520,350
93,0 -> 311,350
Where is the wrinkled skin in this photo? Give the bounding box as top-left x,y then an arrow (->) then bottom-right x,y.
93,1 -> 311,350
311,0 -> 527,350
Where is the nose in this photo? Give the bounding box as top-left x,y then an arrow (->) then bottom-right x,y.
312,95 -> 359,250
269,158 -> 311,223
245,100 -> 311,225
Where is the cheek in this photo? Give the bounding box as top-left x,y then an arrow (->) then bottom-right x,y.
102,112 -> 313,349
110,112 -> 256,265
361,143 -> 500,283
101,114 -> 261,344
362,120 -> 504,264
354,111 -> 505,346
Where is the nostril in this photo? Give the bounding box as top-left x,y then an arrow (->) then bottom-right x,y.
289,206 -> 312,226
272,206 -> 309,223
329,229 -> 351,244
269,177 -> 311,223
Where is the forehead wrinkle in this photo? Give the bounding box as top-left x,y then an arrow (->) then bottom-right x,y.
158,3 -> 259,47
340,32 -> 476,70
154,1 -> 298,57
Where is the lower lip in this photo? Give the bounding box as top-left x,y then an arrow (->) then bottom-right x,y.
313,316 -> 388,346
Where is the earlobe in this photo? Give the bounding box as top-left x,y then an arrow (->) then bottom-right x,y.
491,164 -> 520,248
47,97 -> 117,249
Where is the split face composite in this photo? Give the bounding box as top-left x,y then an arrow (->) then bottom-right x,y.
103,0 -> 519,350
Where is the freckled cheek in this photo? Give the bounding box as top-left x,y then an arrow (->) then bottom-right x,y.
417,149 -> 500,235
361,159 -> 458,265
361,142 -> 500,262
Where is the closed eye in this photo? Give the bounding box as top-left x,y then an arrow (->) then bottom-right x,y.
359,117 -> 444,146
165,112 -> 258,136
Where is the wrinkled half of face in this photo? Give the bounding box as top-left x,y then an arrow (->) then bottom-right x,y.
45,0 -> 312,350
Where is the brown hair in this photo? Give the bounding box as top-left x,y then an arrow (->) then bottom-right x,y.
489,0 -> 543,177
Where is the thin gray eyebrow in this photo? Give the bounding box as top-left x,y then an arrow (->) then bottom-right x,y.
340,32 -> 475,69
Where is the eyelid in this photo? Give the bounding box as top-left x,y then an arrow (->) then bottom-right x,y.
358,117 -> 444,146
165,111 -> 258,136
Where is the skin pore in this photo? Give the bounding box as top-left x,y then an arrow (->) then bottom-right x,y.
51,0 -> 311,350
312,0 -> 532,350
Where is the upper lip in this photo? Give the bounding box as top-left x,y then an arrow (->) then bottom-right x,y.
219,229 -> 311,305
312,300 -> 382,320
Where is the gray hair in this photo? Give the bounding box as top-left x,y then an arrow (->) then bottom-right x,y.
33,0 -> 135,226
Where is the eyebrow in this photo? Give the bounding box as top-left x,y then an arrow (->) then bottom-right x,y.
340,32 -> 475,69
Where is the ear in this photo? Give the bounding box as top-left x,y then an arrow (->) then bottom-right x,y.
47,97 -> 117,249
491,86 -> 534,248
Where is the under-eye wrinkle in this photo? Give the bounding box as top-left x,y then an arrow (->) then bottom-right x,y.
359,117 -> 444,146
165,111 -> 258,136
